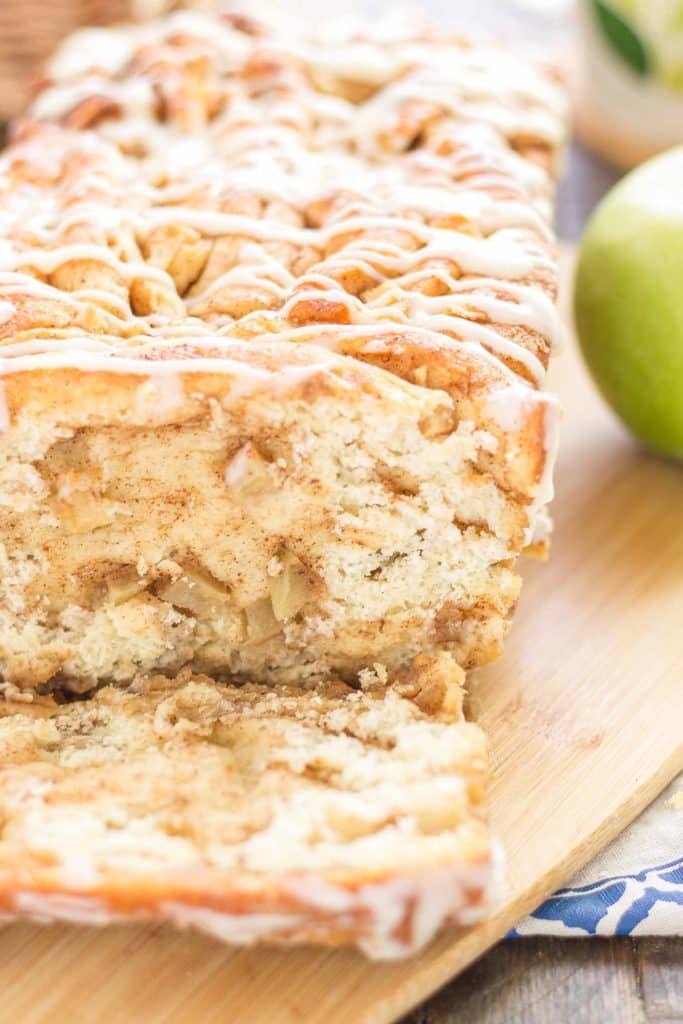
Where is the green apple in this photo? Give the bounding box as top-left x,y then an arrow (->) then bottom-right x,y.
575,147 -> 683,460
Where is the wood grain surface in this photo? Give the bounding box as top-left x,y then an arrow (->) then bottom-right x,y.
403,938 -> 683,1024
0,251 -> 680,1024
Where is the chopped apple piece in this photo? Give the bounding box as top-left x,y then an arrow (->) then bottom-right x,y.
244,598 -> 281,643
269,550 -> 313,621
156,566 -> 232,616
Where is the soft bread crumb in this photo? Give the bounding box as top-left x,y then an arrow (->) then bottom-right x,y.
0,402 -> 524,692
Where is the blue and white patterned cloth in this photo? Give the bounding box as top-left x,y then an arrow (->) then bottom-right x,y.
513,775 -> 683,936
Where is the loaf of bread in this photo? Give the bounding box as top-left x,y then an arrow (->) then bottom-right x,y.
0,8 -> 565,695
0,656 -> 496,958
0,5 -> 568,957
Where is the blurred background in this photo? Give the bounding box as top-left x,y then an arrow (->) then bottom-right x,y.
0,1 -> 575,118
7,0 -> 683,237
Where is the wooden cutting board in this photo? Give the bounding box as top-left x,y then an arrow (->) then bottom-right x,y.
0,252 -> 681,1024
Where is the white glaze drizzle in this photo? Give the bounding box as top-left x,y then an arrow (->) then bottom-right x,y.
0,5 -> 565,537
7,855 -> 497,960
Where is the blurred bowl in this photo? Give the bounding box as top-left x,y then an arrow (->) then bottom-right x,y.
573,0 -> 683,168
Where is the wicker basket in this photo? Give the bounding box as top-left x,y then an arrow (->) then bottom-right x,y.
0,0 -> 137,119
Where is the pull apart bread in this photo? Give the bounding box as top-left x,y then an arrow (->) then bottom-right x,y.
0,7 -> 565,953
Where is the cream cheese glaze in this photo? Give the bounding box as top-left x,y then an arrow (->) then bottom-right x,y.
0,10 -> 565,423
3,799 -> 501,958
5,852 -> 496,959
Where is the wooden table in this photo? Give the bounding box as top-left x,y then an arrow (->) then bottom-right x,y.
401,137 -> 682,1024
404,939 -> 683,1023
